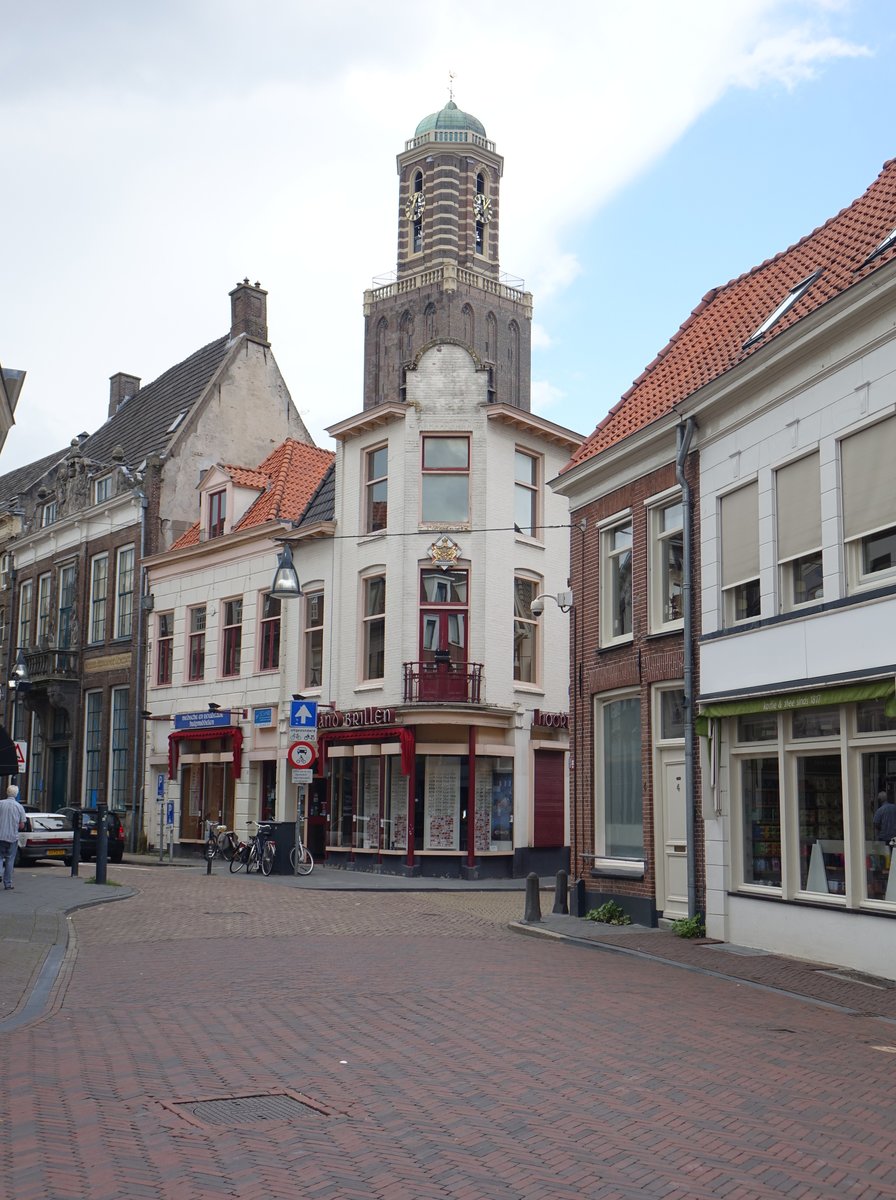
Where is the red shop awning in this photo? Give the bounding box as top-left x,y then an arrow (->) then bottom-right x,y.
168,727 -> 243,780
319,727 -> 415,776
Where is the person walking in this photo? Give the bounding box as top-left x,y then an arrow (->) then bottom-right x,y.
873,789 -> 896,853
0,783 -> 26,890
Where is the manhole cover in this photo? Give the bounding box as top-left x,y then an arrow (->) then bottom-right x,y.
165,1090 -> 335,1128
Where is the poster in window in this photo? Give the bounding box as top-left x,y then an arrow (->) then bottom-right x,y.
425,756 -> 459,850
491,769 -> 513,846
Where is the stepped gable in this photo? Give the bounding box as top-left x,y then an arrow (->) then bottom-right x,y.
566,157 -> 896,471
81,335 -> 230,467
169,439 -> 334,550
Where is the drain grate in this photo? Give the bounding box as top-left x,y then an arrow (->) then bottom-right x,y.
166,1090 -> 335,1128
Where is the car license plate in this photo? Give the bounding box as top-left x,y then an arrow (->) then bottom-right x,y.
47,849 -> 65,857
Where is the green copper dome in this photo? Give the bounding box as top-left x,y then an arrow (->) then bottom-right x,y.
414,100 -> 486,139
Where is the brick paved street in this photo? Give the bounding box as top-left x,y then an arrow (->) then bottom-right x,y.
3,865 -> 896,1199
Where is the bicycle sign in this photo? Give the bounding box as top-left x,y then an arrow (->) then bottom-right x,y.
287,740 -> 317,770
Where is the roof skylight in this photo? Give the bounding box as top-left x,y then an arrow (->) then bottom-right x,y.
167,411 -> 187,433
860,226 -> 896,269
742,270 -> 822,350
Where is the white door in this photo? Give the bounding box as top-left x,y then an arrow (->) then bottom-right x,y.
659,757 -> 688,917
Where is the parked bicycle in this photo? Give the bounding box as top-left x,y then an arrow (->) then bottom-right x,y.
205,822 -> 239,862
289,834 -> 314,875
229,820 -> 276,876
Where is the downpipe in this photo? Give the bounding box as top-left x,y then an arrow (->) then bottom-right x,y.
675,418 -> 697,920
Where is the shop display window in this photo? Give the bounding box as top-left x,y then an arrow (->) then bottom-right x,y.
797,755 -> 844,893
741,756 -> 781,887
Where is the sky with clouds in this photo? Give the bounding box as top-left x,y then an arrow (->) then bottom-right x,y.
1,0 -> 892,472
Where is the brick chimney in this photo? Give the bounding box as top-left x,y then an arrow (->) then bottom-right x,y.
109,372 -> 141,417
229,279 -> 269,345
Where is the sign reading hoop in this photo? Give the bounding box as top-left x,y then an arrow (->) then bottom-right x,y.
532,709 -> 569,730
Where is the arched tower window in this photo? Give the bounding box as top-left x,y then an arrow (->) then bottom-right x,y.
486,312 -> 497,360
400,310 -> 414,360
424,302 -> 436,342
462,304 -> 474,348
509,320 -> 521,406
375,317 -> 388,403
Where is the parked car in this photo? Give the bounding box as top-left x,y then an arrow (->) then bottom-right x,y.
17,812 -> 74,867
56,808 -> 126,863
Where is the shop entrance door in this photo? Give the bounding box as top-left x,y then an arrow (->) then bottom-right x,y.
658,755 -> 688,917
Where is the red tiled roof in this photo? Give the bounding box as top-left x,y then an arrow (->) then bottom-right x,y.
169,439 -> 334,551
565,158 -> 896,472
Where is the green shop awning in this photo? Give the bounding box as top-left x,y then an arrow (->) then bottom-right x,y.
695,679 -> 896,736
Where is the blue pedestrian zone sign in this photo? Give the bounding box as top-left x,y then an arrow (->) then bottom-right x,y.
290,700 -> 318,729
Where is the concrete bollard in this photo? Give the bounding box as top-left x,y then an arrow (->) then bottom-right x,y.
523,872 -> 542,923
552,869 -> 569,915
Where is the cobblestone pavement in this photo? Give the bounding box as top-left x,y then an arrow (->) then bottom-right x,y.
3,863 -> 896,1199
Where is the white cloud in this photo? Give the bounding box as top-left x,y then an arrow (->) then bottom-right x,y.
0,0 -> 871,471
531,380 -> 565,414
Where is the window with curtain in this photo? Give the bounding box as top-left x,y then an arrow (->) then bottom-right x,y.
601,519 -> 633,643
188,606 -> 206,681
514,450 -> 539,538
57,564 -> 76,649
598,695 -> 643,858
36,572 -> 51,645
114,546 -> 135,638
841,415 -> 896,589
776,453 -> 822,609
109,687 -> 130,809
89,555 -> 108,643
258,594 -> 281,672
721,482 -> 760,623
362,576 -> 385,680
513,576 -> 539,683
221,599 -> 242,677
156,613 -> 173,685
303,591 -> 324,687
421,436 -> 470,524
649,498 -> 683,629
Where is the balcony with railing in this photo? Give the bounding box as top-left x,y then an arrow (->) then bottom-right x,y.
24,647 -> 80,684
403,660 -> 484,705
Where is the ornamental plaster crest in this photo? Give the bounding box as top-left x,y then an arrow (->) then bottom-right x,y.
428,534 -> 461,568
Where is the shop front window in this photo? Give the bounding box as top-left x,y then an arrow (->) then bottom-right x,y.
473,758 -> 513,851
798,754 -> 844,894
861,755 -> 896,901
598,695 -> 643,859
741,757 -> 781,887
383,757 -> 408,850
328,758 -> 354,848
355,757 -> 381,850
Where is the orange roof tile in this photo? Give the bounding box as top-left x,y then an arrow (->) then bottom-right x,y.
167,439 -> 334,551
565,157 -> 896,472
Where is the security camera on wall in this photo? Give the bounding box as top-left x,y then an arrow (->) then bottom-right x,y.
529,596 -> 545,617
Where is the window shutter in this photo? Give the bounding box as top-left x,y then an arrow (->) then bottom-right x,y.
776,453 -> 820,561
721,482 -> 759,587
842,416 -> 896,540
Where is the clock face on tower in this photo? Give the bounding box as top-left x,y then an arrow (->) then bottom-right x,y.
473,193 -> 492,223
405,191 -> 425,221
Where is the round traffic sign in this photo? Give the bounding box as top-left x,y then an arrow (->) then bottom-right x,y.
287,740 -> 317,769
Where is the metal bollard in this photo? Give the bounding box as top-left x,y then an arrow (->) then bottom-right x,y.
552,868 -> 569,914
523,872 -> 542,923
70,809 -> 81,878
95,804 -> 108,885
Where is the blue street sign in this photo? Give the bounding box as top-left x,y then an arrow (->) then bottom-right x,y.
174,710 -> 232,731
290,699 -> 318,729
253,707 -> 274,727
166,801 -> 174,827
156,773 -> 165,799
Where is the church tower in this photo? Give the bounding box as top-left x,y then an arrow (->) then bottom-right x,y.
363,100 -> 533,410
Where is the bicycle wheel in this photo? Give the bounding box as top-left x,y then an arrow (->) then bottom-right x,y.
229,846 -> 247,873
291,844 -> 314,875
246,843 -> 258,873
261,840 -> 275,876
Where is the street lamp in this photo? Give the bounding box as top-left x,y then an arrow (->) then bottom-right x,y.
269,543 -> 302,601
7,648 -> 30,781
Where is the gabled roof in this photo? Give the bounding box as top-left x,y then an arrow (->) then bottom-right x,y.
82,335 -> 230,467
297,462 -> 335,528
170,439 -> 334,550
566,157 -> 896,471
0,446 -> 70,507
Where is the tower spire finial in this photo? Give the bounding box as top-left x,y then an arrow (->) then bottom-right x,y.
448,70 -> 455,103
